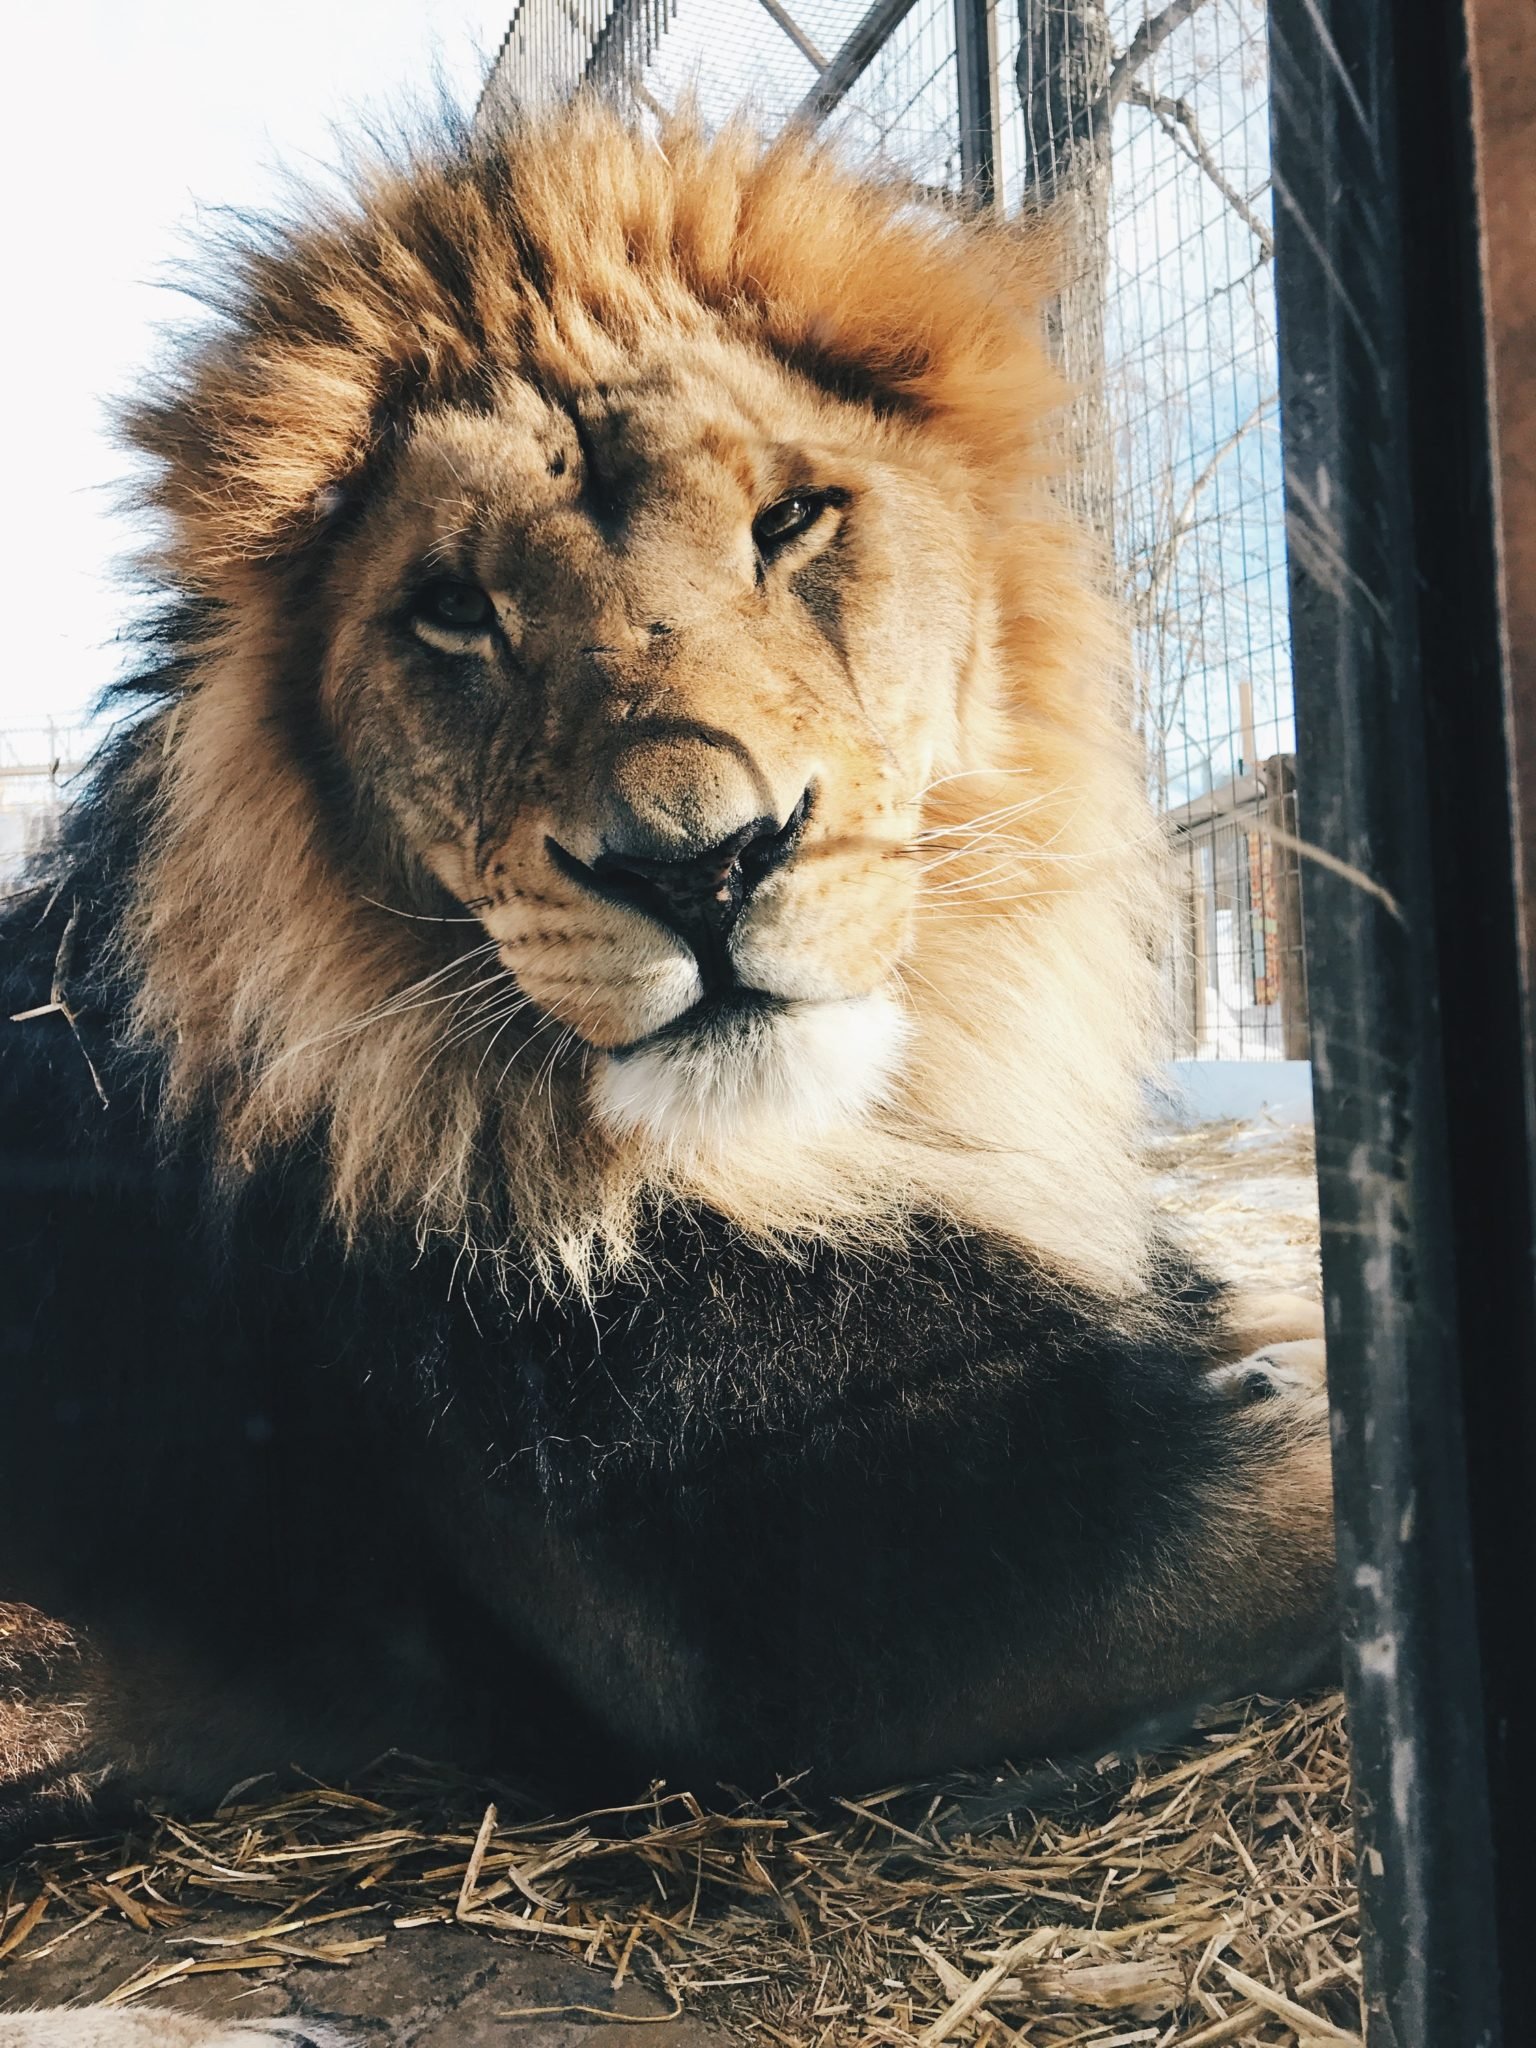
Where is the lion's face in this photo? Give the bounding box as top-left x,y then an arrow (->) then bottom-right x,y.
125,108 -> 1155,1287
323,339 -> 975,1149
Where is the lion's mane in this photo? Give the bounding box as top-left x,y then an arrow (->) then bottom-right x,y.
75,102 -> 1161,1299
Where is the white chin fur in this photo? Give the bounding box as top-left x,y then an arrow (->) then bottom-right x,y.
589,992 -> 909,1156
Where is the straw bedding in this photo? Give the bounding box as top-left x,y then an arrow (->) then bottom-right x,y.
0,1121 -> 1358,2046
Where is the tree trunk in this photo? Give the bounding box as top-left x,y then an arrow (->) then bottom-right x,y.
1017,1 -> 1115,557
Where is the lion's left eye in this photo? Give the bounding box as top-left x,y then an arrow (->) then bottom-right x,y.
412,580 -> 493,632
753,492 -> 831,554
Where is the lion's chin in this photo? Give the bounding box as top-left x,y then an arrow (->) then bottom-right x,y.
587,990 -> 909,1156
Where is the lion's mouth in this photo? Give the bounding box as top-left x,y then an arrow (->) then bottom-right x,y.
608,985 -> 788,1059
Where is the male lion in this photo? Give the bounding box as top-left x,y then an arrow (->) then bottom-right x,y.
0,103 -> 1331,2044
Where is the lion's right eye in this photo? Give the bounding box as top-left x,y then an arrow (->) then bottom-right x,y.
753,493 -> 826,555
411,580 -> 493,633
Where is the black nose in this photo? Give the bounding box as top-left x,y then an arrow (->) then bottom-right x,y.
549,787 -> 813,977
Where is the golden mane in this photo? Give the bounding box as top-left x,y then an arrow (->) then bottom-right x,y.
118,101 -> 1165,1298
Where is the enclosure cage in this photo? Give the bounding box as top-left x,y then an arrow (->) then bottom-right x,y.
480,0 -> 1305,1063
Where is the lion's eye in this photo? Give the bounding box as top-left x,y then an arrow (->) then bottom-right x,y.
412,580 -> 493,632
753,492 -> 830,555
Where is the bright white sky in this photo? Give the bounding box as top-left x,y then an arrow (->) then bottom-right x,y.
2,2 -> 513,736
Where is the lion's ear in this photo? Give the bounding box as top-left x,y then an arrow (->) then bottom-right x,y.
669,124 -> 1066,469
117,176 -> 487,576
120,333 -> 380,574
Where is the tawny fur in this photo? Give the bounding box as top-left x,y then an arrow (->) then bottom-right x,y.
117,101 -> 1165,1298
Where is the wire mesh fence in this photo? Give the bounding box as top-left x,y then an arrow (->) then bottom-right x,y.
482,0 -> 1304,1061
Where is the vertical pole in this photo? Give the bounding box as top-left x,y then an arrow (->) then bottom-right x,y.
1262,754 -> 1309,1059
1269,0 -> 1534,2038
1190,840 -> 1209,1054
954,0 -> 998,201
1466,5 -> 1536,1229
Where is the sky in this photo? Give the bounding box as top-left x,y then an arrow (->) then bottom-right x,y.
2,2 -> 513,737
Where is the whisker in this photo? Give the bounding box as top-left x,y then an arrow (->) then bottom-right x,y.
409,957 -> 534,1049
915,765 -> 1049,801
914,798 -> 1055,842
492,1010 -> 568,1096
916,884 -> 1086,916
428,994 -> 531,1061
342,941 -> 501,1016
538,1024 -> 581,1133
891,962 -> 960,1032
332,960 -> 506,1035
921,856 -> 1057,897
268,945 -> 504,1066
469,999 -> 539,1078
358,894 -> 490,924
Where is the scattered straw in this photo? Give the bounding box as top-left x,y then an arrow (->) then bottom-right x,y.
1148,1117 -> 1321,1301
0,1697 -> 1358,2043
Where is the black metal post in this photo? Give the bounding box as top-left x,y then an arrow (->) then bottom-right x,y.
1269,0 -> 1536,2040
794,0 -> 923,122
954,0 -> 998,200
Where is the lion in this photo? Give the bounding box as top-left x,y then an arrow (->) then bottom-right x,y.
0,101 -> 1332,2045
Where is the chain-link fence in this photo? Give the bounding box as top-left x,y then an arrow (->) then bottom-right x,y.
481,0 -> 1304,1063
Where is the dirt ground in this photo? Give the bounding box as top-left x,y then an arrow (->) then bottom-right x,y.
1,1119 -> 1356,2046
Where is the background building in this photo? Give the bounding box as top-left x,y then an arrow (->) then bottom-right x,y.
0,727 -> 89,888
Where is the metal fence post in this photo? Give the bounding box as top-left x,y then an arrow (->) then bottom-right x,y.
954,0 -> 998,199
1269,0 -> 1536,2037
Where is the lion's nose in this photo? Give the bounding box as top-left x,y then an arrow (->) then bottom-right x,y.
596,786 -> 813,955
549,785 -> 814,977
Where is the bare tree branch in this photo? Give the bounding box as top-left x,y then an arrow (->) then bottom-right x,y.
1104,0 -> 1213,115
1028,0 -> 1224,207
1128,392 -> 1278,632
1126,81 -> 1275,258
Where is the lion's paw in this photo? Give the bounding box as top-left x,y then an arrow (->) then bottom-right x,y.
1205,1336 -> 1328,1408
0,2013 -> 357,2048
1217,1291 -> 1325,1357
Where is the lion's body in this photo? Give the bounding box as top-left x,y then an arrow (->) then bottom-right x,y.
0,108 -> 1332,2043
0,784 -> 1326,1835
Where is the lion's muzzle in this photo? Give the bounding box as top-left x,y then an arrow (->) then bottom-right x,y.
549,782 -> 813,993
539,739 -> 907,1155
